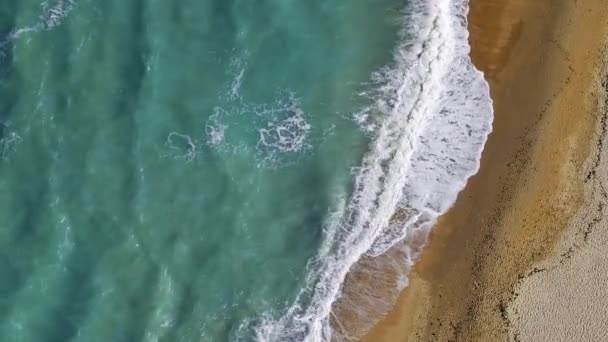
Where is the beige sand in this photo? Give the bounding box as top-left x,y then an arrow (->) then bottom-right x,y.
507,48 -> 608,342
359,0 -> 608,341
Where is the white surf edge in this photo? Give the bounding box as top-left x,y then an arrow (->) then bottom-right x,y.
247,0 -> 494,340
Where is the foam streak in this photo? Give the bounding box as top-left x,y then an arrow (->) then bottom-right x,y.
250,0 -> 493,340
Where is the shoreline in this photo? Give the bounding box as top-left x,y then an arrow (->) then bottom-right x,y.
360,0 -> 608,340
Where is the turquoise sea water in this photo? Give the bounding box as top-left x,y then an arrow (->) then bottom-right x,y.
0,0 -> 493,341
0,1 -> 403,341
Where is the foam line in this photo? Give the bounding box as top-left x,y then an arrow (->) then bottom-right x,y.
249,0 -> 493,340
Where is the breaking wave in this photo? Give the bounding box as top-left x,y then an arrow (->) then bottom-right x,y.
247,0 -> 493,340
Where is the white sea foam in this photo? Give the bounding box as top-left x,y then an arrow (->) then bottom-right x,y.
250,0 -> 493,340
253,97 -> 313,168
14,0 -> 75,39
0,122 -> 22,161
164,132 -> 199,162
165,92 -> 311,168
205,120 -> 228,147
39,0 -> 75,31
256,100 -> 312,156
223,52 -> 252,102
229,67 -> 246,100
0,0 -> 76,56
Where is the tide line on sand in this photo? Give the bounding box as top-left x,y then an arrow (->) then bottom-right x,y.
359,0 -> 608,340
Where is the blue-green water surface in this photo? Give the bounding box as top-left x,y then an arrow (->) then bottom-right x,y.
0,1 -> 403,341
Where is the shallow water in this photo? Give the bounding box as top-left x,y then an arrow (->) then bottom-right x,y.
0,1 -> 404,341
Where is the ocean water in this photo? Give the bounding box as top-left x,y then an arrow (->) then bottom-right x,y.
0,1 -> 492,342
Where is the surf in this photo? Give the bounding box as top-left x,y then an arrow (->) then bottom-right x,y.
249,0 -> 493,340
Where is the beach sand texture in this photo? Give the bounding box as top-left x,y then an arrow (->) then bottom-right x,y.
359,0 -> 608,341
508,45 -> 608,342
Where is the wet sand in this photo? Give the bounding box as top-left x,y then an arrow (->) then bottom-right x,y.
360,0 -> 608,340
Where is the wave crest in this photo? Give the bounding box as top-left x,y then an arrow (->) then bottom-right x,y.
249,0 -> 493,340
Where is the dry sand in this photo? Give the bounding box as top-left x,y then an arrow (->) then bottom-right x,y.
507,48 -> 608,342
359,0 -> 608,341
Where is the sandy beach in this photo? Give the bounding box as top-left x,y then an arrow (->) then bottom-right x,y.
359,0 -> 608,341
